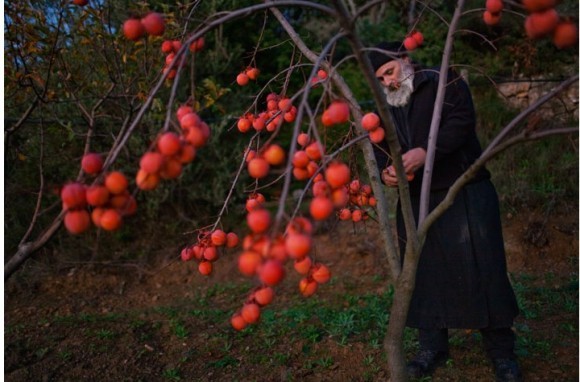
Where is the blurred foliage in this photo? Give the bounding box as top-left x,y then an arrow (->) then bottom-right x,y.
4,0 -> 578,267
475,88 -> 579,210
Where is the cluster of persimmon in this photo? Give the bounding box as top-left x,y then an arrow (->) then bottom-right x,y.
482,0 -> 578,49
292,134 -> 324,182
245,192 -> 267,212
308,160 -> 352,221
238,211 -> 287,286
292,136 -> 363,222
136,104 -> 209,191
122,12 -> 165,41
180,229 -> 239,276
310,69 -> 328,87
160,37 -> 205,80
245,143 -> 287,180
337,179 -> 377,223
230,285 -> 275,330
61,153 -> 135,234
236,66 -> 260,86
179,193 -> 262,279
522,0 -> 578,49
231,211 -> 331,330
402,30 -> 424,51
361,111 -> 386,144
231,206 -> 284,330
283,217 -> 331,298
321,100 -> 350,127
482,0 -> 505,26
161,40 -> 186,80
237,92 -> 297,134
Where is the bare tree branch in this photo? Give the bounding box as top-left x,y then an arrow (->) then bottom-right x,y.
4,97 -> 40,137
419,0 -> 466,224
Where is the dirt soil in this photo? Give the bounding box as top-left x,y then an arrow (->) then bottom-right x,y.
4,206 -> 579,382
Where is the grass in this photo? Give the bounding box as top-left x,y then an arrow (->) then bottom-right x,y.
363,354 -> 382,381
162,367 -> 182,381
35,347 -> 50,359
512,272 -> 579,320
306,356 -> 334,369
58,350 -> 72,361
511,272 -> 578,359
170,319 -> 188,339
265,289 -> 394,346
207,355 -> 240,369
12,285 -> 396,358
94,329 -> 116,340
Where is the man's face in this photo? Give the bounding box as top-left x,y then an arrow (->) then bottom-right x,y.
375,58 -> 414,107
375,60 -> 403,91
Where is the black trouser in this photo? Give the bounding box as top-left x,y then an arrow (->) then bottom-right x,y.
419,327 -> 516,359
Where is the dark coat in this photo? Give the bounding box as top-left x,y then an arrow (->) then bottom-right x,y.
373,65 -> 519,329
399,180 -> 519,329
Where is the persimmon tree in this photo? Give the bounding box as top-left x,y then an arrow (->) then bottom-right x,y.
4,1 -> 578,381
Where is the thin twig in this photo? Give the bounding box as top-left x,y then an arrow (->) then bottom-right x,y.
19,115 -> 46,246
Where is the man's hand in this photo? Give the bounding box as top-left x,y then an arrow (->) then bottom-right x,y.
381,147 -> 426,187
402,147 -> 426,174
381,166 -> 398,187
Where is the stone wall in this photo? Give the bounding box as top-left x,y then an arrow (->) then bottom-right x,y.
496,77 -> 579,120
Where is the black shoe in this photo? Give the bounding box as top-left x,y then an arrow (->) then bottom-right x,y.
406,349 -> 449,378
493,358 -> 522,382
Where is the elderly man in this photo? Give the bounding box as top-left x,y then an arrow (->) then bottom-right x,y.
368,41 -> 522,382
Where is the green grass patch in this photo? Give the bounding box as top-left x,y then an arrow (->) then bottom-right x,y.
170,319 -> 188,339
94,329 -> 116,340
162,367 -> 182,381
512,273 -> 579,320
207,354 -> 240,369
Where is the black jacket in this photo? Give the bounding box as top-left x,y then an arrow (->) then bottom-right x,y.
373,65 -> 490,195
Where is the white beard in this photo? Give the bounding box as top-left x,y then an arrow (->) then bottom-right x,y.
384,62 -> 415,107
